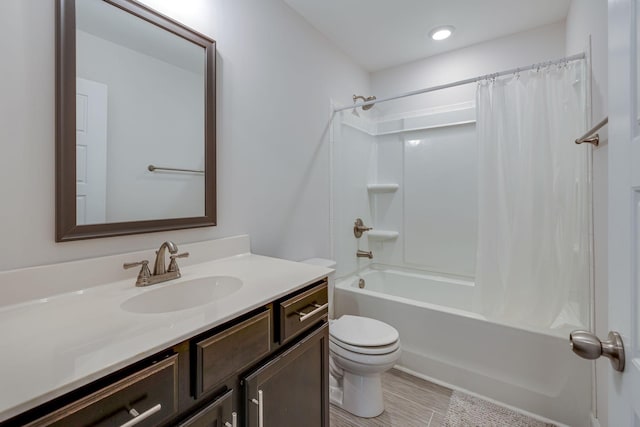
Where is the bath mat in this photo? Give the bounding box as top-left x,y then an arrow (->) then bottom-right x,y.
443,391 -> 556,427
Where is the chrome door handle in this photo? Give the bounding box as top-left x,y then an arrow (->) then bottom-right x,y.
570,330 -> 625,372
296,303 -> 328,322
120,404 -> 162,427
224,412 -> 237,427
251,390 -> 264,427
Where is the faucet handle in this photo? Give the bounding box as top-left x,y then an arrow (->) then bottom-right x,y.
353,218 -> 373,238
123,260 -> 149,269
123,260 -> 152,286
168,252 -> 189,273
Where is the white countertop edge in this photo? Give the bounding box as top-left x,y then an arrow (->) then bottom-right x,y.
0,251 -> 332,422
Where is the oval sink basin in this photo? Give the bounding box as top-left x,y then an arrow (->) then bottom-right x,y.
121,276 -> 243,314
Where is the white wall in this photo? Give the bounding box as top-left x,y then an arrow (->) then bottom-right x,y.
0,0 -> 369,274
565,1 -> 609,425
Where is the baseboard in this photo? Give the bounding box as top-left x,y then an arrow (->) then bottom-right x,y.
393,364 -> 569,427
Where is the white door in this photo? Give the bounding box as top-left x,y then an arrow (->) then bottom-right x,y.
608,0 -> 640,425
76,78 -> 108,225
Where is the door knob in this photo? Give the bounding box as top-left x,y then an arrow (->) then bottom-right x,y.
569,330 -> 625,372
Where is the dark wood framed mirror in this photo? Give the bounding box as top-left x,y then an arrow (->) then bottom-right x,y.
55,0 -> 216,241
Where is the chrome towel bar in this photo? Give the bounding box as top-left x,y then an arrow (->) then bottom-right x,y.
148,164 -> 204,174
575,117 -> 608,146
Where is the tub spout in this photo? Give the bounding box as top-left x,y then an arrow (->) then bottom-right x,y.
356,250 -> 373,259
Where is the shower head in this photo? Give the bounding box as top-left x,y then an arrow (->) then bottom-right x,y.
353,94 -> 376,111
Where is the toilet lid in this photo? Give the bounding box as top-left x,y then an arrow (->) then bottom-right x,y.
330,315 -> 399,347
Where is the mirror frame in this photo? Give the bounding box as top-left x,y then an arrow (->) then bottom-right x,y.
55,0 -> 216,241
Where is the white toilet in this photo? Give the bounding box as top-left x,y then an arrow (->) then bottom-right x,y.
329,315 -> 401,418
301,259 -> 401,418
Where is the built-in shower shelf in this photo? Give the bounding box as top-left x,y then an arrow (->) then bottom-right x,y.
367,230 -> 399,241
367,184 -> 399,193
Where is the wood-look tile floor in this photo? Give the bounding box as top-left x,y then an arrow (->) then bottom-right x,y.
330,369 -> 452,427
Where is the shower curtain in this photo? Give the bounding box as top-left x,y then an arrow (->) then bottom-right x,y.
474,61 -> 590,330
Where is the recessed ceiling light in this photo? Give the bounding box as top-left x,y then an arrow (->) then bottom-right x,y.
429,26 -> 455,41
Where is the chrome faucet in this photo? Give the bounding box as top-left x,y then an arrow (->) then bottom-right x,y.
124,241 -> 190,287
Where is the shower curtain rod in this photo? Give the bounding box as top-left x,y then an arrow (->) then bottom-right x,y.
334,52 -> 586,112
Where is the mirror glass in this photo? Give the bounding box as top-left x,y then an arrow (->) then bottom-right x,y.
56,0 -> 216,241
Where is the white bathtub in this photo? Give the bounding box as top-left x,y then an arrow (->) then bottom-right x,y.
334,267 -> 591,426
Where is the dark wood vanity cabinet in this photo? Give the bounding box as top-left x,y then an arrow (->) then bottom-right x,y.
7,278 -> 328,427
243,323 -> 329,427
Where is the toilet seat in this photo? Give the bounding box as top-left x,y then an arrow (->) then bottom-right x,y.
330,338 -> 402,367
330,315 -> 399,347
329,335 -> 400,355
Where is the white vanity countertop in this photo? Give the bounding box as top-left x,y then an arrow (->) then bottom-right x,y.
0,250 -> 332,422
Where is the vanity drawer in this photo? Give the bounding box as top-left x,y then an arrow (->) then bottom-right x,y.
195,309 -> 271,397
27,355 -> 179,427
279,280 -> 328,344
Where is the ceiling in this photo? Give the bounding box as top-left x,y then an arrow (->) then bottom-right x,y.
283,0 -> 572,72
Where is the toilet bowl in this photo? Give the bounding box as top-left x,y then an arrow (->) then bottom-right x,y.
328,315 -> 401,418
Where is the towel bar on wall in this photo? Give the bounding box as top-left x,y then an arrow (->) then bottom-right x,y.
148,164 -> 204,174
575,117 -> 608,146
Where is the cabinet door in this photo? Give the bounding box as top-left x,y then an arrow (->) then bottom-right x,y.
243,323 -> 329,427
179,390 -> 236,427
